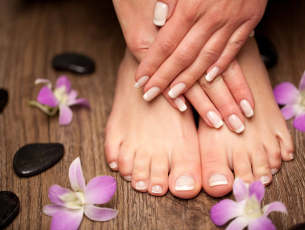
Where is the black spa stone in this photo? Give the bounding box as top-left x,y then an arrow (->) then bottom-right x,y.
255,34 -> 278,68
288,223 -> 305,230
0,89 -> 8,113
13,143 -> 64,177
52,53 -> 95,74
0,191 -> 20,229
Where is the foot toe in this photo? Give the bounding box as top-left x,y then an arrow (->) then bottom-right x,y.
131,150 -> 151,192
232,149 -> 255,185
104,137 -> 121,171
264,138 -> 282,175
277,129 -> 295,161
118,143 -> 135,181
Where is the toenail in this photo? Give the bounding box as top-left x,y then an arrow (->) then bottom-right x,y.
228,114 -> 245,133
152,185 -> 162,194
271,168 -> 279,175
289,153 -> 294,159
175,175 -> 195,191
135,181 -> 147,190
208,173 -> 228,187
109,162 -> 117,169
240,100 -> 254,118
123,175 -> 132,181
259,176 -> 270,184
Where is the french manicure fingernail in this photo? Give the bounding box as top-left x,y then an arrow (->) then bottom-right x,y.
153,2 -> 168,26
208,173 -> 228,187
205,67 -> 220,82
207,111 -> 223,129
135,76 -> 149,88
271,169 -> 278,175
240,99 -> 254,118
228,114 -> 245,133
245,182 -> 250,188
109,162 -> 117,169
123,175 -> 132,181
152,185 -> 162,194
168,83 -> 186,98
175,175 -> 195,191
259,176 -> 270,184
135,181 -> 147,190
289,153 -> 294,159
249,30 -> 255,37
174,97 -> 187,112
143,87 -> 160,101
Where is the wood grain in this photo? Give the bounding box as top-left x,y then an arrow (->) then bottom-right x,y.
0,0 -> 304,229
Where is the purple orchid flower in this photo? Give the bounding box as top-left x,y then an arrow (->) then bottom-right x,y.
28,76 -> 90,126
273,71 -> 305,131
43,157 -> 118,230
210,178 -> 287,230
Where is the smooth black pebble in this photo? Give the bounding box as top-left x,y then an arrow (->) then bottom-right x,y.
52,53 -> 95,74
255,34 -> 278,68
288,223 -> 305,230
13,143 -> 64,177
0,191 -> 20,230
0,89 -> 8,113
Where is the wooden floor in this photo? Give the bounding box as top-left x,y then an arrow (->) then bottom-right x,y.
0,0 -> 304,229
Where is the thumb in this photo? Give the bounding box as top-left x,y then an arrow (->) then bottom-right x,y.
153,0 -> 178,26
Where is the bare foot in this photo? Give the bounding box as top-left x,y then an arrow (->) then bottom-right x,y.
198,38 -> 294,197
104,49 -> 202,198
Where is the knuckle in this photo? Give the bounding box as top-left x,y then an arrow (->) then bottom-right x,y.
202,48 -> 221,63
198,74 -> 222,90
159,40 -> 176,55
219,101 -> 237,114
128,38 -> 150,57
228,38 -> 245,51
176,49 -> 195,66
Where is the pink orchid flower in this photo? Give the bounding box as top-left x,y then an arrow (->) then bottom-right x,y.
43,157 -> 118,230
210,178 -> 287,230
28,76 -> 90,126
273,71 -> 305,131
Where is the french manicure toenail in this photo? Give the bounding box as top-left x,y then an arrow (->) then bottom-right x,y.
271,169 -> 279,175
109,162 -> 117,169
135,76 -> 149,88
208,173 -> 228,187
135,181 -> 147,190
168,83 -> 186,98
228,114 -> 245,133
123,175 -> 132,181
289,153 -> 294,159
143,87 -> 160,101
259,176 -> 270,184
240,99 -> 254,118
174,97 -> 187,112
205,67 -> 220,82
152,185 -> 162,194
207,111 -> 223,129
175,175 -> 195,191
153,2 -> 168,26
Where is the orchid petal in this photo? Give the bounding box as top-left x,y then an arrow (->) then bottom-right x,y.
84,204 -> 118,221
69,157 -> 86,192
293,112 -> 305,132
210,199 -> 243,226
56,76 -> 71,93
67,90 -> 78,102
48,185 -> 75,206
249,181 -> 265,203
233,178 -> 248,202
299,71 -> 305,92
263,201 -> 287,217
50,207 -> 84,230
281,104 -> 298,120
59,104 -> 73,126
84,176 -> 116,205
67,98 -> 90,108
226,216 -> 249,230
273,82 -> 300,105
43,204 -> 70,217
248,217 -> 276,230
37,86 -> 59,107
35,78 -> 52,88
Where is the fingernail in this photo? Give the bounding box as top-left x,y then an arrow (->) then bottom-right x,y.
174,97 -> 187,112
245,182 -> 250,188
143,87 -> 160,101
240,99 -> 254,118
123,175 -> 132,181
205,67 -> 219,82
135,76 -> 149,88
109,162 -> 117,169
135,181 -> 147,190
153,2 -> 168,26
175,175 -> 195,191
259,176 -> 270,184
208,173 -> 228,187
207,111 -> 223,129
228,114 -> 245,133
249,30 -> 255,37
271,169 -> 279,175
168,83 -> 186,98
152,185 -> 162,194
289,153 -> 294,159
